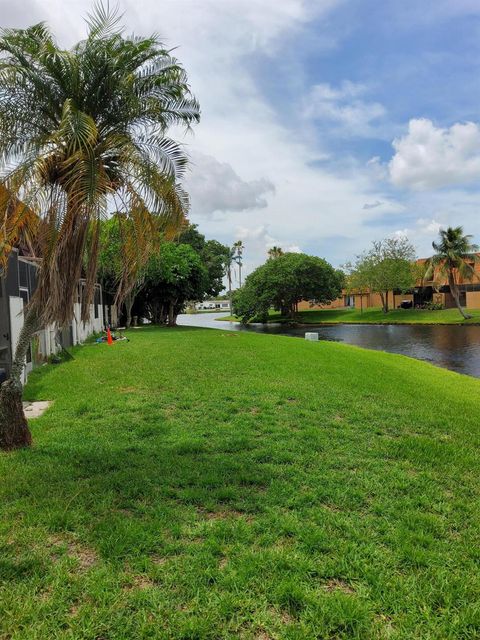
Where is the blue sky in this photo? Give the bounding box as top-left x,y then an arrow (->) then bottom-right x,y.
2,0 -> 480,279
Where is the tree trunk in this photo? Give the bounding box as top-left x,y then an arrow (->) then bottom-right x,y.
0,308 -> 39,451
448,272 -> 470,319
168,300 -> 177,326
379,292 -> 388,313
125,293 -> 134,329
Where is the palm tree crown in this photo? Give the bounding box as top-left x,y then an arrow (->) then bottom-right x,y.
268,246 -> 284,259
426,226 -> 479,282
425,226 -> 479,320
0,4 -> 200,325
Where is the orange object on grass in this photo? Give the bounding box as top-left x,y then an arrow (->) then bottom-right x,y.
107,327 -> 113,345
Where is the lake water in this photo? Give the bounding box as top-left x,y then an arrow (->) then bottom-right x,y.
177,312 -> 480,378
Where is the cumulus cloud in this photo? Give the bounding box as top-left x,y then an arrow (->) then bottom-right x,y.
305,81 -> 386,137
186,153 -> 275,216
389,118 -> 480,190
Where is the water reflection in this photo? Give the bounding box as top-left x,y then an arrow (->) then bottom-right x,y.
177,313 -> 480,378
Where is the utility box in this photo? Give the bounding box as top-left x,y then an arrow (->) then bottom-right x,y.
305,332 -> 319,341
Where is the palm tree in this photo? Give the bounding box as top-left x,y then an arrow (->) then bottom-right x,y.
425,226 -> 479,320
0,5 -> 199,449
233,240 -> 244,287
267,246 -> 284,260
223,247 -> 235,313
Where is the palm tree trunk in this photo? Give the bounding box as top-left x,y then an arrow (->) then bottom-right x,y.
448,272 -> 470,319
0,307 -> 39,450
228,267 -> 233,315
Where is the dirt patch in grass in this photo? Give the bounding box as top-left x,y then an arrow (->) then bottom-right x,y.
322,578 -> 355,594
122,574 -> 156,591
48,534 -> 98,570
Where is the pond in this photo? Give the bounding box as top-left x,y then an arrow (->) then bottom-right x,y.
177,312 -> 480,378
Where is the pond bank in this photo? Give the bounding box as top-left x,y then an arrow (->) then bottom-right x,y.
178,312 -> 480,377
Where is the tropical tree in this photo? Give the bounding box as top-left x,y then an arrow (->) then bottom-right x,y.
233,253 -> 343,323
232,240 -> 245,287
347,237 -> 417,313
425,226 -> 479,319
267,246 -> 284,260
0,6 -> 199,449
136,242 -> 207,325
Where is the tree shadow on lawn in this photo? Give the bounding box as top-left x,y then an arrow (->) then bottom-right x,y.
3,432 -> 274,562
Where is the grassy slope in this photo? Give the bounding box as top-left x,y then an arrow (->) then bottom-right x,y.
223,307 -> 480,325
1,327 -> 479,639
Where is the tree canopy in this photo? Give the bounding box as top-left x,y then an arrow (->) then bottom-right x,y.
233,252 -> 343,323
343,237 -> 417,313
135,242 -> 206,325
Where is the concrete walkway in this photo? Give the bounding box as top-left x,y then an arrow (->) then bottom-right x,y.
22,401 -> 51,419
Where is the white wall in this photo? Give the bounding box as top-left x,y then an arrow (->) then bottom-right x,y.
72,302 -> 104,344
8,288 -> 112,384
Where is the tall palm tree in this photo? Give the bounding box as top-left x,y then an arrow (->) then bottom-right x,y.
0,5 -> 199,450
233,240 -> 244,287
223,247 -> 235,313
267,246 -> 284,260
425,226 -> 479,320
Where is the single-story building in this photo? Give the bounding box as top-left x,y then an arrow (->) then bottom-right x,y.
298,254 -> 480,312
195,299 -> 231,311
0,248 -> 117,384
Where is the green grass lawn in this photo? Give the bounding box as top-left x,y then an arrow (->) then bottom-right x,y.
1,327 -> 479,639
222,307 -> 480,325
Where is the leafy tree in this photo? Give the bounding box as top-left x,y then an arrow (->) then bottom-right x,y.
347,237 -> 417,313
136,243 -> 207,325
233,253 -> 343,323
425,226 -> 479,319
267,246 -> 284,260
0,6 -> 199,449
178,224 -> 229,297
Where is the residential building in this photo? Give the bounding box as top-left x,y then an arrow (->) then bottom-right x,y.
298,254 -> 480,311
0,249 -> 117,384
195,299 -> 231,311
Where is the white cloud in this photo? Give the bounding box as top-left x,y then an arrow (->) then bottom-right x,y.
389,118 -> 480,190
186,152 -> 274,216
305,81 -> 386,137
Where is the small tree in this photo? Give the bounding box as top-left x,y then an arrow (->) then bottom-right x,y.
233,253 -> 343,323
425,226 -> 479,320
348,237 -> 417,313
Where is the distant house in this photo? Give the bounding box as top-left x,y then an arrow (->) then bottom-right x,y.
0,249 -> 117,384
195,299 -> 231,311
299,254 -> 480,312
